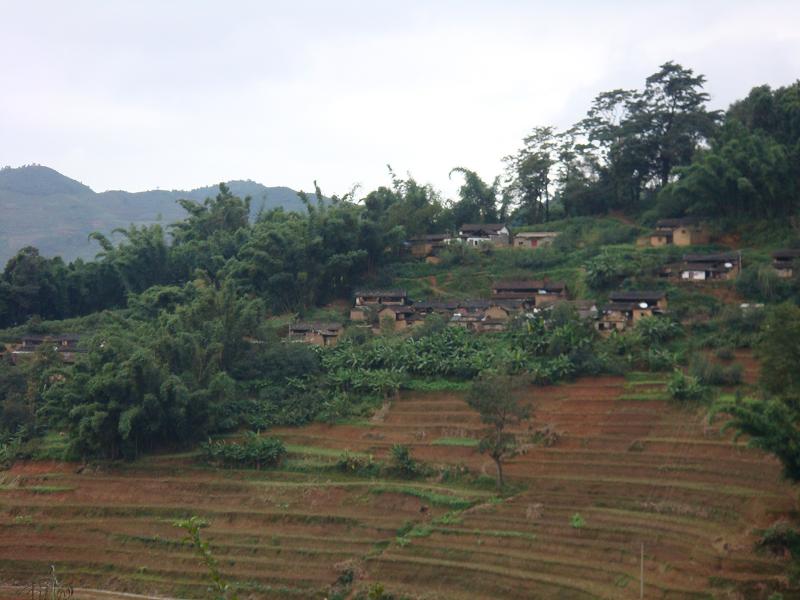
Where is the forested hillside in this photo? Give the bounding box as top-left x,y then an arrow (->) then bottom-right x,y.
0,165 -> 313,264
2,63 -> 800,598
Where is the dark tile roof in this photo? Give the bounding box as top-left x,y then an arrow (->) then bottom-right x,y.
601,302 -> 637,312
773,249 -> 800,259
682,252 -> 740,263
289,322 -> 343,333
460,223 -> 507,233
21,334 -> 81,342
608,290 -> 666,302
379,305 -> 416,315
492,280 -> 566,292
353,289 -> 407,297
656,217 -> 705,228
409,233 -> 450,242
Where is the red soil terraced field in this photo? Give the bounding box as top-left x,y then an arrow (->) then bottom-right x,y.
0,374 -> 797,599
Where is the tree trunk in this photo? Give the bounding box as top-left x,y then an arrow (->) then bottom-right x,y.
493,457 -> 505,489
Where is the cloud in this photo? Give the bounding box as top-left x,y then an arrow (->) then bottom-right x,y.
1,0 -> 798,198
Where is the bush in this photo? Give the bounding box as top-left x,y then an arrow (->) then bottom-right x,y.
202,432 -> 286,469
335,451 -> 380,477
389,444 -> 420,478
667,370 -> 708,402
689,355 -> 743,386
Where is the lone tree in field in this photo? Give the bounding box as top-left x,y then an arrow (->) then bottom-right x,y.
467,374 -> 531,489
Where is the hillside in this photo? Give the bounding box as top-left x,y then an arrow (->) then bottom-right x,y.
0,165 -> 311,265
0,365 -> 794,599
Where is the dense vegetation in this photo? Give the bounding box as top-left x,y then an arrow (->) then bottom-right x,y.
1,63 -> 800,470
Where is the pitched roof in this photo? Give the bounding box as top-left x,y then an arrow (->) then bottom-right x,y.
656,217 -> 705,228
608,290 -> 666,302
682,252 -> 739,263
289,322 -> 343,333
353,289 -> 407,297
21,334 -> 81,342
773,249 -> 800,259
492,280 -> 566,292
460,223 -> 507,233
514,231 -> 559,239
379,305 -> 416,315
409,233 -> 450,242
601,302 -> 637,312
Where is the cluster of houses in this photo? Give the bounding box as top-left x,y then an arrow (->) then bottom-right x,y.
286,281 -> 677,346
288,280 -> 584,346
641,217 -> 711,247
0,334 -> 82,365
407,224 -> 558,262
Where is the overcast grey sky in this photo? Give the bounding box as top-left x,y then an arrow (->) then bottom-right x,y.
2,0 -> 799,199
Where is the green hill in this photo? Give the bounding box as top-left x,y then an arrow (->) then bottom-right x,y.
0,165 -> 311,265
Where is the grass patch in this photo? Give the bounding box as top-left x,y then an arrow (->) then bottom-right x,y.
370,485 -> 480,509
285,444 -> 368,458
0,485 -> 74,494
403,379 -> 471,392
431,437 -> 479,447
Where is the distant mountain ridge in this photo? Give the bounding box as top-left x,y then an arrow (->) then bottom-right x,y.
0,165 -> 312,265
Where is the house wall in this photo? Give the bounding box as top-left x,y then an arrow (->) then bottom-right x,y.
775,266 -> 794,279
673,226 -> 710,246
350,307 -> 369,321
485,306 -> 510,320
534,293 -> 563,306
650,234 -> 670,247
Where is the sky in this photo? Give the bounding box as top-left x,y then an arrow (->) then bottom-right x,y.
1,0 -> 799,200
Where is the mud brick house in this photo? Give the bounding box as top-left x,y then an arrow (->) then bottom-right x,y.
491,279 -> 567,307
377,305 -> 417,332
450,300 -> 491,329
351,289 -> 409,320
680,252 -> 741,281
408,234 -> 451,259
649,218 -> 710,247
10,334 -> 82,364
458,224 -> 510,247
413,300 -> 459,318
513,231 -> 559,249
287,322 -> 343,347
772,249 -> 800,278
597,291 -> 667,334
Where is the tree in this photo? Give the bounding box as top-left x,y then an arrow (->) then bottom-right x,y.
712,304 -> 800,481
503,127 -> 558,223
448,167 -> 499,225
466,374 -> 531,488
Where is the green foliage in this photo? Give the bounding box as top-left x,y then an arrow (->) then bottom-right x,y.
757,304 -> 800,398
570,513 -> 586,529
174,516 -> 239,600
389,444 -> 422,478
688,355 -> 742,386
657,81 -> 800,220
202,433 -> 286,469
467,374 -> 531,488
666,370 -> 707,402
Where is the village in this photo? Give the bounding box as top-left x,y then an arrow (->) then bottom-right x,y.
3,217 -> 796,359
283,219 -> 797,347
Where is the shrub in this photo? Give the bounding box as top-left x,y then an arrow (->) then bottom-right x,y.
202,432 -> 286,469
389,444 -> 420,478
335,451 -> 379,476
689,355 -> 743,386
666,370 -> 707,402
570,513 -> 586,529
